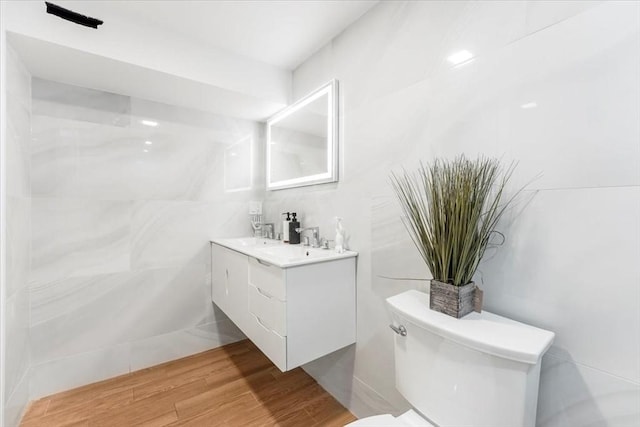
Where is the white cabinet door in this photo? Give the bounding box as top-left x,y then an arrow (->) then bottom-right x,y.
211,243 -> 228,313
225,247 -> 249,334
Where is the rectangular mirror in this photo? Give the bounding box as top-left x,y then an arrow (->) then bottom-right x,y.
266,79 -> 338,190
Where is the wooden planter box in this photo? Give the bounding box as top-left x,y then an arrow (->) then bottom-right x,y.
430,279 -> 476,319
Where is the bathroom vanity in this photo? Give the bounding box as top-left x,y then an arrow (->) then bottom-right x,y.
210,238 -> 357,371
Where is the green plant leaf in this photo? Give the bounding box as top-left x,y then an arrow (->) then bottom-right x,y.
390,155 -> 523,286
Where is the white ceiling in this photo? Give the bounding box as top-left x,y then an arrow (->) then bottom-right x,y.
72,0 -> 378,70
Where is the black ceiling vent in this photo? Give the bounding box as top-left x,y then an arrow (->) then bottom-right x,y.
45,2 -> 104,29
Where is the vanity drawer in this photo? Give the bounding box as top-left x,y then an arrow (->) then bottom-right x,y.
248,257 -> 286,301
248,284 -> 287,336
248,313 -> 286,371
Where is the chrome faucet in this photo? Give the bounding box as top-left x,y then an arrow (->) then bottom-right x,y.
262,223 -> 274,239
295,227 -> 320,248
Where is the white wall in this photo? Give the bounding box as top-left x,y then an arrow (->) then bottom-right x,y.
1,3 -> 7,422
2,43 -> 32,426
27,80 -> 263,399
264,1 -> 640,425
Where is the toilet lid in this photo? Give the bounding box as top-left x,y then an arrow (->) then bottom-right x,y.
345,410 -> 433,427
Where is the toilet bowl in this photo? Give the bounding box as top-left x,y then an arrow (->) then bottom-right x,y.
345,290 -> 555,427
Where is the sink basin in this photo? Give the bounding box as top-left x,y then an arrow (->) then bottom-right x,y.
255,245 -> 331,261
216,237 -> 280,247
211,237 -> 357,268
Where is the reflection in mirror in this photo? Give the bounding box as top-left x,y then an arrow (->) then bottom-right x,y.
224,135 -> 253,192
267,80 -> 338,190
271,95 -> 328,182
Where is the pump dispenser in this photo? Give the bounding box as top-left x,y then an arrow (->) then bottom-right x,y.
288,213 -> 301,244
282,212 -> 291,243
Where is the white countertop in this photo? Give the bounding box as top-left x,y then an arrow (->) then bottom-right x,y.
211,237 -> 358,268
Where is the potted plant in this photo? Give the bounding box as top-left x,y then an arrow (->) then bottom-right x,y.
391,155 -> 519,319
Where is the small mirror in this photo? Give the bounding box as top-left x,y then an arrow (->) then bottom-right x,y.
224,135 -> 253,193
266,80 -> 338,190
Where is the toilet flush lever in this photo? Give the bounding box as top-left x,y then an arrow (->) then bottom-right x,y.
389,324 -> 407,336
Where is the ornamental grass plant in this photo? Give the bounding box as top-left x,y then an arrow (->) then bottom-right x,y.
391,156 -> 519,287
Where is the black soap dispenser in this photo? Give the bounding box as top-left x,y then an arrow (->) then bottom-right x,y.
289,212 -> 301,244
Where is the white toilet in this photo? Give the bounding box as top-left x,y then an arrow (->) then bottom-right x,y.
347,290 -> 555,427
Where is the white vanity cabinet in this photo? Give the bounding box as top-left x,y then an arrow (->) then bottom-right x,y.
211,241 -> 356,372
211,244 -> 250,333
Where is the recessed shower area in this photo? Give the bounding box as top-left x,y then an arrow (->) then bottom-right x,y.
1,4 -> 292,421
29,77 -> 264,387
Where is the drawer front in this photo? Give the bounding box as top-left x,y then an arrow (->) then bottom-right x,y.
248,313 -> 287,371
248,284 -> 287,336
248,257 -> 286,301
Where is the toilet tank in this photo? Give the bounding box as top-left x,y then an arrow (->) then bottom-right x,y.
387,290 -> 554,427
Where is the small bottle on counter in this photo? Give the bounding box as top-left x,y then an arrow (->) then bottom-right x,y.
288,212 -> 301,244
335,217 -> 345,253
282,212 -> 291,243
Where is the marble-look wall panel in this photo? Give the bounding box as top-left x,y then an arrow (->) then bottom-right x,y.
265,0 -> 640,423
29,343 -> 131,400
301,345 -> 405,419
524,1 -> 604,36
479,186 -> 640,384
300,2 -> 640,192
129,319 -> 245,371
4,288 -> 30,406
5,43 -> 31,292
28,318 -> 246,400
294,1 -> 602,113
28,80 -> 260,397
295,1 -> 531,116
5,45 -> 31,109
5,90 -> 30,198
30,264 -> 212,365
31,81 -> 260,202
29,115 -> 77,197
537,353 -> 640,427
30,198 -> 132,285
30,115 -> 222,201
464,2 -> 638,190
130,200 -> 249,270
4,42 -> 31,426
4,373 -> 29,427
6,196 -> 30,298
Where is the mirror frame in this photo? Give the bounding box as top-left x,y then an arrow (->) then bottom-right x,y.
266,79 -> 338,190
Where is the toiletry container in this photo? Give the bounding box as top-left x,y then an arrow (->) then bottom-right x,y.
289,212 -> 301,245
282,212 -> 291,243
335,217 -> 345,254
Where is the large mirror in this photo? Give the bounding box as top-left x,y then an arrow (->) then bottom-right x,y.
266,80 -> 338,190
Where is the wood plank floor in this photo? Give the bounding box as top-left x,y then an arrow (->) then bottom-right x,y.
21,340 -> 357,427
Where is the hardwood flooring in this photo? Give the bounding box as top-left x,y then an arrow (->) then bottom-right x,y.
21,340 -> 357,427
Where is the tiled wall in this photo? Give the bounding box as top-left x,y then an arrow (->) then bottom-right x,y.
27,80 -> 261,398
4,44 -> 31,426
264,1 -> 640,425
